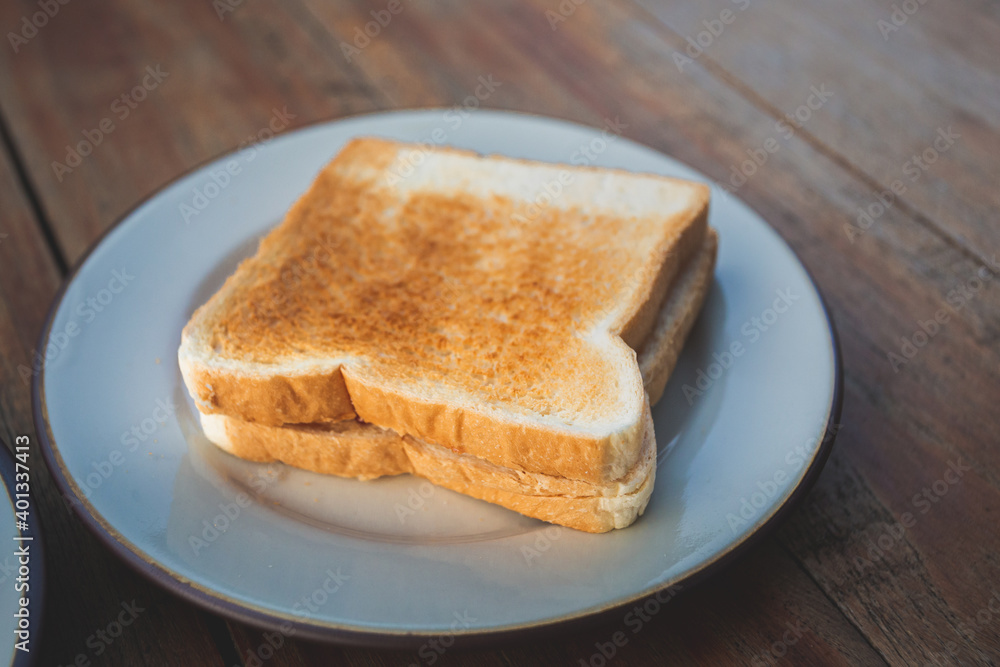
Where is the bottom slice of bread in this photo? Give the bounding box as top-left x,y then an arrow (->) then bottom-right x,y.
200,408 -> 655,533
194,229 -> 717,532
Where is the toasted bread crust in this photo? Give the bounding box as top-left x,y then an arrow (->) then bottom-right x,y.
180,138 -> 710,484
619,201 -> 709,350
340,337 -> 647,483
178,358 -> 357,425
200,413 -> 409,481
440,467 -> 653,533
640,229 -> 719,404
200,409 -> 656,533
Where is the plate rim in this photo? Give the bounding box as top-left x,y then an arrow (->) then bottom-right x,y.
32,108 -> 843,647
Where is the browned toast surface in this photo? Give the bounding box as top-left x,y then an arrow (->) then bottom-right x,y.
180,138 -> 710,483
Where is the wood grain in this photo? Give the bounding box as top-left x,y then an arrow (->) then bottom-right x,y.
0,0 -> 997,664
0,128 -> 226,665
289,542 -> 886,666
632,0 -> 1000,263
0,0 -> 377,263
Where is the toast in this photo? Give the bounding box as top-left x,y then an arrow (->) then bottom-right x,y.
193,230 -> 717,532
179,138 -> 710,485
200,408 -> 657,534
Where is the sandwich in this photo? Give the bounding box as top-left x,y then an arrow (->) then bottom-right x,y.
179,137 -> 717,532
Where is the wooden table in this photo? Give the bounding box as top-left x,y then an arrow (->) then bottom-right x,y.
1,0 -> 998,664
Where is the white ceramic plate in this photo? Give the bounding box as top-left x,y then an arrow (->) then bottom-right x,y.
35,110 -> 840,646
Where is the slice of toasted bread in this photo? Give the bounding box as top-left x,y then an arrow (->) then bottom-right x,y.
193,230 -> 717,531
200,408 -> 656,534
179,138 -> 709,484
